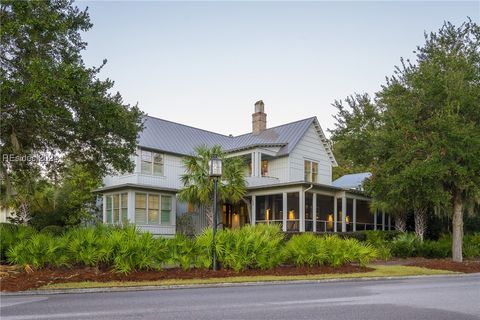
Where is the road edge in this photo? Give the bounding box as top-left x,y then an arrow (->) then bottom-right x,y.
2,273 -> 479,296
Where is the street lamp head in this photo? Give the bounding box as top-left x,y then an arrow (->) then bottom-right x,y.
208,155 -> 223,177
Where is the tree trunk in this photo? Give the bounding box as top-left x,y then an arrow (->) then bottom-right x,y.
414,208 -> 427,241
241,198 -> 252,224
204,205 -> 214,228
395,212 -> 407,232
452,191 -> 463,262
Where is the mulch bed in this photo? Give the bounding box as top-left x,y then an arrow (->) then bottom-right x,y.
406,258 -> 480,274
0,264 -> 371,292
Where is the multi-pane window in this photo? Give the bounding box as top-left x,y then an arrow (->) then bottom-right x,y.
140,149 -> 164,175
312,162 -> 318,183
135,192 -> 172,225
120,193 -> 128,222
105,193 -> 128,224
113,194 -> 120,223
304,160 -> 319,183
135,193 -> 147,224
148,194 -> 160,224
161,196 -> 172,224
106,196 -> 113,223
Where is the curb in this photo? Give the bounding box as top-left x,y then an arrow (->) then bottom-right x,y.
2,273 -> 479,296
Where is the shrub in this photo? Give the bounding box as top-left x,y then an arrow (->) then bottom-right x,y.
417,239 -> 451,258
212,224 -> 285,272
101,226 -> 169,274
63,227 -> 105,267
168,234 -> 197,271
7,233 -> 69,269
283,233 -> 327,267
194,228 -> 213,269
41,225 -> 65,236
390,233 -> 420,258
464,233 -> 480,258
0,223 -> 37,262
284,234 -> 378,267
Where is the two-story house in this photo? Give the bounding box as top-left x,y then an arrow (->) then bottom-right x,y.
96,101 -> 392,237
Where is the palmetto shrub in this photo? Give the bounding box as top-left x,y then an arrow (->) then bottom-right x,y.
99,226 -> 169,274
284,234 -> 378,267
62,226 -> 107,267
198,224 -> 285,272
0,223 -> 37,262
390,233 -> 420,258
283,233 -> 327,267
7,233 -> 69,269
168,234 -> 197,271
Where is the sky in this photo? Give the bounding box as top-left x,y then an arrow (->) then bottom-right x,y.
78,1 -> 479,137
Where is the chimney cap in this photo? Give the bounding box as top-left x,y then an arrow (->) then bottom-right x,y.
254,100 -> 264,113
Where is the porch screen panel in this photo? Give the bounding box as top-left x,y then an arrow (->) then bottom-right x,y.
148,194 -> 159,224
287,192 -> 299,231
305,192 -> 313,232
135,193 -> 147,224
161,196 -> 172,224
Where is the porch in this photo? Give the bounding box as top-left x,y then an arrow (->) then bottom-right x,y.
243,184 -> 391,233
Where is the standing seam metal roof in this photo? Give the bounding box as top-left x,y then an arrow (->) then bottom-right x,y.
138,115 -> 336,165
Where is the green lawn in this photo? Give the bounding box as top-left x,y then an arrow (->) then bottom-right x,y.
40,265 -> 457,290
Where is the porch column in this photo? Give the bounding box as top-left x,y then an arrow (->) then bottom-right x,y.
352,198 -> 357,232
255,151 -> 262,177
251,152 -> 255,177
102,194 -> 107,223
382,210 -> 386,231
251,195 -> 256,225
282,192 -> 287,232
333,196 -> 338,232
341,195 -> 347,232
312,193 -> 317,233
388,214 -> 392,230
299,190 -> 305,232
374,210 -> 377,230
128,191 -> 135,223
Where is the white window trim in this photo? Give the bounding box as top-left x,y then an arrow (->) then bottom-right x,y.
140,149 -> 165,176
105,192 -> 128,225
135,192 -> 173,226
304,159 -> 319,183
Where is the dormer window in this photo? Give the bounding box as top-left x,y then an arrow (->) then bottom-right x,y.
140,149 -> 164,175
304,160 -> 318,183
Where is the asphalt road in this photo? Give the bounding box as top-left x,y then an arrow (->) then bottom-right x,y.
1,275 -> 479,320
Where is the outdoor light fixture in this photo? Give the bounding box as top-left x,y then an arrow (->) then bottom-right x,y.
208,155 -> 222,271
346,216 -> 350,224
327,214 -> 333,222
208,155 -> 222,177
288,210 -> 295,221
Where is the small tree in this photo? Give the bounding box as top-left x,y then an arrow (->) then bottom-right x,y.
178,145 -> 247,228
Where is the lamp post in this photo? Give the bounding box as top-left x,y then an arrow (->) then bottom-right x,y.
208,155 -> 222,271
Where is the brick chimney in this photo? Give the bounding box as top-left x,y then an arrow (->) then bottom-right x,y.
252,100 -> 267,134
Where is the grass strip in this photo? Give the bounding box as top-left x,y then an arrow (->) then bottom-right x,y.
39,265 -> 457,290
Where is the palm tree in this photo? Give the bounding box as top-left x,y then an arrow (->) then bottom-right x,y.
178,145 -> 247,228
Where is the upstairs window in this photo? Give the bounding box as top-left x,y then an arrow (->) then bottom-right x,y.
304,160 -> 319,183
140,149 -> 164,175
261,160 -> 269,177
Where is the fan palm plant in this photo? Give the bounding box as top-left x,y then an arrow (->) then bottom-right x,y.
178,145 -> 247,227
